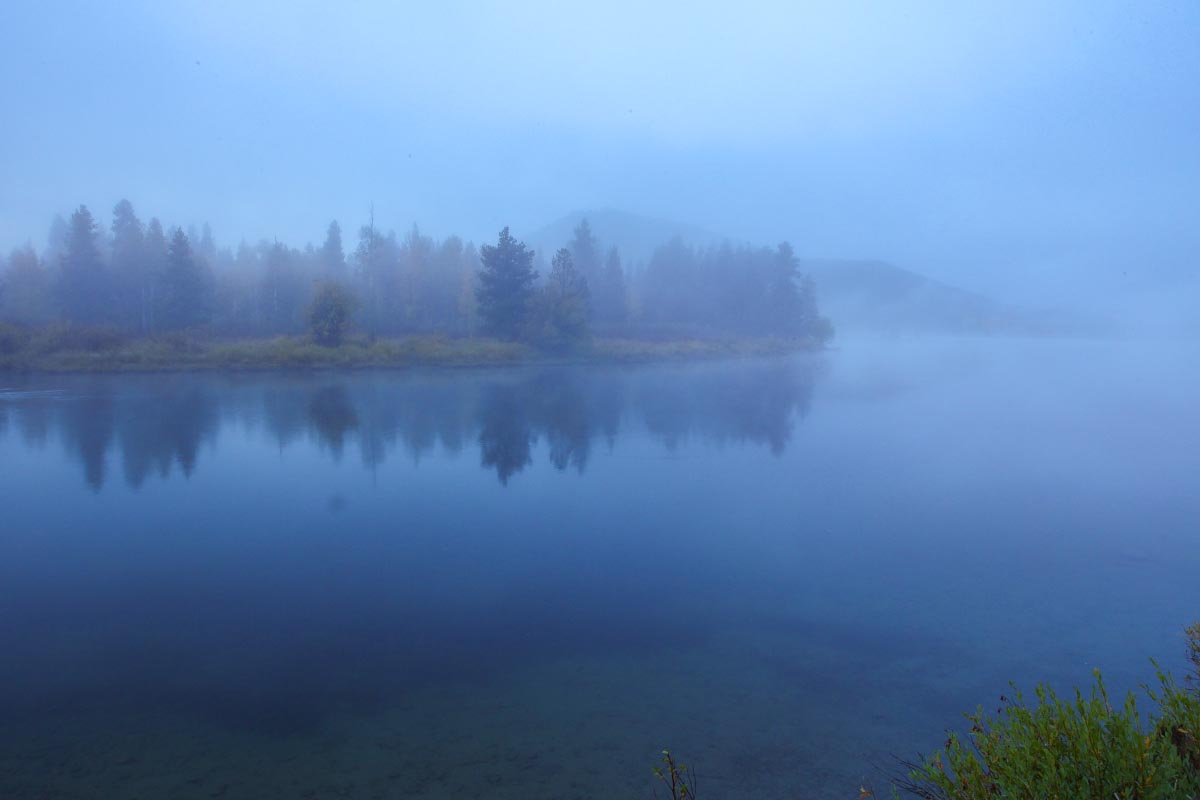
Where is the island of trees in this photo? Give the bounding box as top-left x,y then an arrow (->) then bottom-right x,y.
0,201 -> 833,369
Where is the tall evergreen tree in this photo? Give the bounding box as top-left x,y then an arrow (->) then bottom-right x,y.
110,199 -> 145,330
354,213 -> 396,338
593,245 -> 628,323
56,205 -> 110,324
259,241 -> 306,332
568,218 -> 601,295
399,224 -> 434,329
197,223 -> 217,265
642,236 -> 698,326
0,246 -> 52,325
457,263 -> 478,336
766,241 -> 802,332
476,227 -> 537,340
143,218 -> 168,331
45,214 -> 69,264
533,248 -> 590,350
319,220 -> 345,278
160,229 -> 212,330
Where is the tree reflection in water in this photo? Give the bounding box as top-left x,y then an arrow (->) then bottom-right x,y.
1,357 -> 822,488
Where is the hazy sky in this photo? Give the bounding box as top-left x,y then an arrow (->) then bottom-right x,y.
1,1 -> 1197,303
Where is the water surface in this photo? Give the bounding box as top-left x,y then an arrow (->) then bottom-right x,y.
1,339 -> 1197,799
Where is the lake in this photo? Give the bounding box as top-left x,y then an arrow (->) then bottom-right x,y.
1,338 -> 1197,799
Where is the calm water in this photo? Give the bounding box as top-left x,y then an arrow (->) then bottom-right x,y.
1,339 -> 1197,799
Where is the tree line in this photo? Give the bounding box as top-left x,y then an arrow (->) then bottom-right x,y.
0,201 -> 833,349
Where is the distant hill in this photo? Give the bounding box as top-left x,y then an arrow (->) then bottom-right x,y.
800,259 -> 1087,336
529,210 -> 1108,337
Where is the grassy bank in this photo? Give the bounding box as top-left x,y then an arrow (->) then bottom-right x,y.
0,325 -> 818,373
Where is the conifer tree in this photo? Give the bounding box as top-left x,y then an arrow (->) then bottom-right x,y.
320,220 -> 345,277
533,248 -> 590,350
160,229 -> 212,329
476,227 -> 537,339
110,199 -> 145,330
568,218 -> 601,294
56,205 -> 110,324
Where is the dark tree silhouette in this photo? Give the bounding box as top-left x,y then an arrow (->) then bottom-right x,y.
59,388 -> 116,491
354,214 -> 397,338
259,241 -> 305,332
320,220 -> 345,278
568,218 -> 601,292
118,385 -> 219,487
142,218 -> 168,331
593,245 -> 627,323
533,248 -> 590,350
56,205 -> 110,324
534,373 -> 593,473
161,229 -> 212,330
110,199 -> 146,331
308,385 -> 359,459
476,227 -> 537,340
197,223 -> 217,265
44,214 -> 69,264
478,383 -> 534,484
1,246 -> 52,324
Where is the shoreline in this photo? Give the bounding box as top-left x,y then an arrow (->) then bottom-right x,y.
0,334 -> 822,374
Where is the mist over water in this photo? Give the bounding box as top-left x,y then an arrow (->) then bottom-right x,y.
1,339 -> 1196,798
1,2 -> 1198,797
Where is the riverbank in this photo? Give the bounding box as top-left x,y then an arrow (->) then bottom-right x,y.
0,330 -> 818,373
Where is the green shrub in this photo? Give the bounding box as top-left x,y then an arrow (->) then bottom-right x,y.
652,750 -> 698,799
306,281 -> 360,347
897,666 -> 1200,799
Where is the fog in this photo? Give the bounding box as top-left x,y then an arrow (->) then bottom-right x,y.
2,1 -> 1197,325
3,5 -> 1200,799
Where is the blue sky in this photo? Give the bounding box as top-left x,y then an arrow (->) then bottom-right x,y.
1,1 -> 1197,302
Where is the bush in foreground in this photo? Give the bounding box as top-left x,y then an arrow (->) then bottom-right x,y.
652,750 -> 698,799
655,624 -> 1200,800
895,623 -> 1200,800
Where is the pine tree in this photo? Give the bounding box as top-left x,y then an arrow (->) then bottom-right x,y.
568,218 -> 601,295
161,229 -> 212,330
320,220 -> 345,278
1,246 -> 52,325
353,211 -> 398,338
476,227 -> 537,339
759,241 -> 799,333
533,248 -> 590,350
56,205 -> 111,324
45,214 -> 69,264
399,224 -> 434,329
110,199 -> 145,331
143,218 -> 168,331
197,223 -> 217,266
594,245 -> 627,323
259,241 -> 305,332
